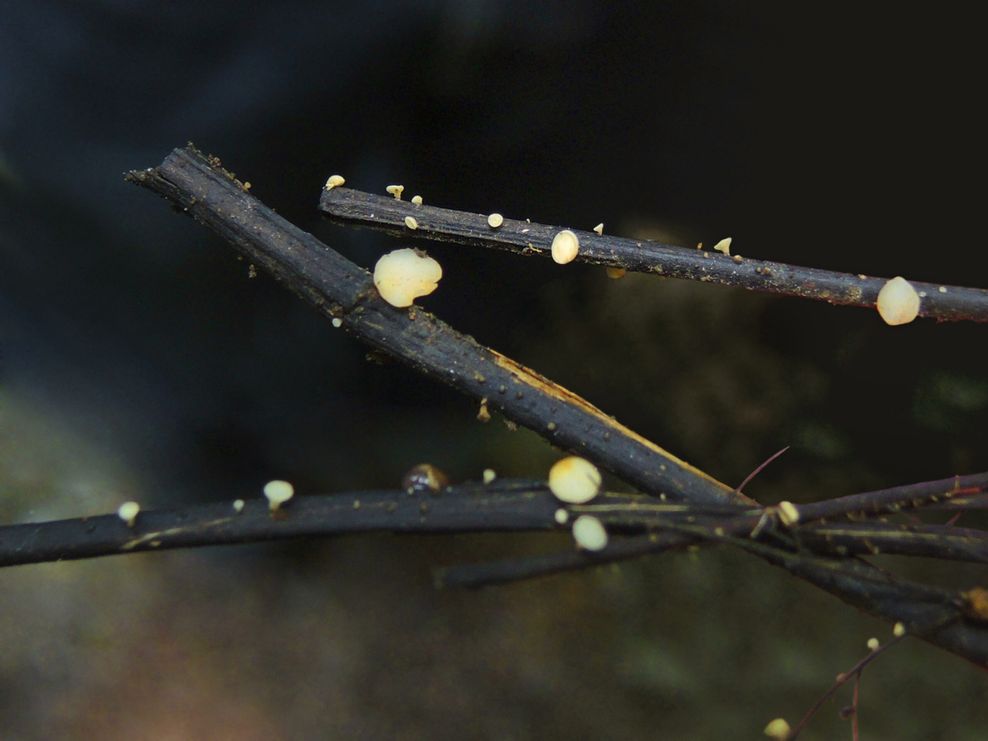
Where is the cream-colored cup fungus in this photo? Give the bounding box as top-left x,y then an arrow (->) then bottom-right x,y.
713,237 -> 732,256
866,637 -> 880,652
572,515 -> 608,551
404,215 -> 419,230
554,508 -> 569,525
324,174 -> 345,190
482,468 -> 497,484
263,480 -> 294,511
876,276 -> 920,326
487,213 -> 504,228
117,501 -> 140,527
373,248 -> 443,308
893,622 -> 906,637
593,223 -> 604,236
411,194 -> 423,206
550,229 -> 580,264
331,317 -> 343,328
233,499 -> 245,513
763,718 -> 791,740
548,456 -> 602,504
776,500 -> 800,528
386,184 -> 404,199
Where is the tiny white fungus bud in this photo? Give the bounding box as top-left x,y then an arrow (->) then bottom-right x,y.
938,285 -> 947,293
411,195 -> 423,205
876,276 -> 921,326
548,456 -> 602,504
482,468 -> 497,484
713,237 -> 732,256
572,515 -> 608,551
763,718 -> 791,739
487,213 -> 504,228
554,508 -> 569,525
263,480 -> 294,511
373,248 -> 443,308
867,637 -> 880,651
893,622 -> 906,637
551,229 -> 580,264
324,174 -> 345,190
331,317 -> 343,328
777,500 -> 800,527
117,501 -> 140,527
233,499 -> 245,513
386,184 -> 404,199
404,215 -> 419,230
593,223 -> 604,236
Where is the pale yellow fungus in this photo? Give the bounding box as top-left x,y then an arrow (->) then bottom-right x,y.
233,499 -> 245,513
572,515 -> 608,551
551,229 -> 580,264
263,480 -> 294,511
117,501 -> 140,527
938,285 -> 947,293
482,468 -> 497,484
777,500 -> 800,527
893,622 -> 906,637
713,237 -> 732,256
331,317 -> 343,328
867,637 -> 880,651
411,195 -> 423,205
477,398 -> 491,423
386,184 -> 404,199
763,718 -> 791,739
606,267 -> 627,280
324,174 -> 346,190
593,223 -> 604,236
876,276 -> 920,326
548,456 -> 601,504
373,248 -> 442,308
554,508 -> 569,525
404,215 -> 419,230
487,213 -> 504,228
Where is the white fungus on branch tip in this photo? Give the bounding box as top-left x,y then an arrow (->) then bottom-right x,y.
876,276 -> 921,325
263,480 -> 294,511
373,248 -> 442,308
117,501 -> 140,527
572,515 -> 608,551
487,213 -> 504,228
323,174 -> 345,190
713,237 -> 732,256
548,456 -> 602,504
550,229 -> 580,264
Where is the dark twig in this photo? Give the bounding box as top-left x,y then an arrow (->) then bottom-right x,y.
126,147 -> 745,507
319,186 -> 988,323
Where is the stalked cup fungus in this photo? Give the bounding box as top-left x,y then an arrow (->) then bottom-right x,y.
548,456 -> 601,504
373,248 -> 442,308
876,276 -> 920,325
551,229 -> 580,264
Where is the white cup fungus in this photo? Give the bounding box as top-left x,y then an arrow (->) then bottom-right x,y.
324,174 -> 345,190
593,223 -> 604,236
551,229 -> 580,264
263,480 -> 294,511
713,237 -> 732,256
876,276 -> 920,325
117,501 -> 140,527
386,184 -> 404,199
572,515 -> 608,551
487,213 -> 504,228
404,215 -> 419,230
548,456 -> 601,504
373,248 -> 443,308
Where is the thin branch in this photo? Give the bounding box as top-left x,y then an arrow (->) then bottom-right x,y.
126,147 -> 746,507
319,186 -> 988,323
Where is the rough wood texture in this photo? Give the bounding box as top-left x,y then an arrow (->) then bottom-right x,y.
320,185 -> 988,323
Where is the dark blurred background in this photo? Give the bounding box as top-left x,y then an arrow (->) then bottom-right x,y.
2,2 -> 987,738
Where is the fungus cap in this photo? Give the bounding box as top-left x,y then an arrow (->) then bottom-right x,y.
593,223 -> 604,236
385,184 -> 404,199
117,501 -> 140,527
713,237 -> 732,256
373,248 -> 442,308
404,215 -> 419,230
548,456 -> 601,504
487,213 -> 504,228
572,515 -> 608,551
876,276 -> 920,326
763,718 -> 791,739
551,229 -> 580,264
777,500 -> 800,527
263,480 -> 294,511
324,174 -> 345,190
411,195 -> 423,205
482,468 -> 497,484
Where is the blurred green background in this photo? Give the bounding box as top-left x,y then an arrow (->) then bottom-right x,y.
2,2 -> 986,738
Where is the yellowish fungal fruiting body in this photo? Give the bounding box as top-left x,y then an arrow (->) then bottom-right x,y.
324,174 -> 345,190
867,637 -> 880,651
487,213 -> 504,228
233,499 -> 245,513
331,317 -> 343,328
548,456 -> 602,504
386,184 -> 404,199
263,480 -> 294,511
777,500 -> 800,527
551,229 -> 580,264
893,622 -> 906,637
713,237 -> 732,256
593,223 -> 604,236
572,515 -> 608,551
402,463 -> 449,493
482,468 -> 497,484
876,276 -> 920,325
554,508 -> 569,525
117,501 -> 140,527
411,195 -> 423,205
763,718 -> 791,739
373,248 -> 442,308
404,215 -> 419,230
606,267 -> 626,280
